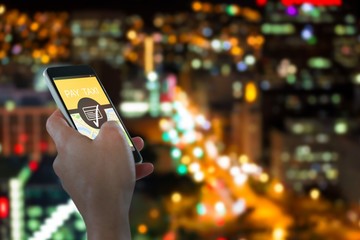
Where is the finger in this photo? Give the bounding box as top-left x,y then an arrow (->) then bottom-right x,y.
135,162 -> 154,180
46,109 -> 81,147
95,121 -> 133,159
132,136 -> 144,151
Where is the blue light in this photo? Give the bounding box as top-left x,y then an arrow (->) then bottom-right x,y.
202,27 -> 213,37
260,80 -> 271,90
222,41 -> 231,51
236,62 -> 247,72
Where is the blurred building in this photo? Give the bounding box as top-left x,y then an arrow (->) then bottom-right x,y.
270,117 -> 360,202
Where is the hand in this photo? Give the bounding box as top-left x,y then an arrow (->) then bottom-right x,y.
46,109 -> 154,240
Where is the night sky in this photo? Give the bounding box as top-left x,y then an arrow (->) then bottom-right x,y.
2,0 -> 356,13
0,0 -> 359,20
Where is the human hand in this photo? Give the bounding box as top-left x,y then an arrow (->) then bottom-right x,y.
46,109 -> 154,240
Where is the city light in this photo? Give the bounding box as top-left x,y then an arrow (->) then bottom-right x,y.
28,199 -> 78,240
282,0 -> 342,6
0,197 -> 9,219
1,0 -> 360,239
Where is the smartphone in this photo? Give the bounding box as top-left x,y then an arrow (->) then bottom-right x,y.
43,64 -> 142,163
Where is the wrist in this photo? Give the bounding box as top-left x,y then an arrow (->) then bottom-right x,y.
84,214 -> 131,240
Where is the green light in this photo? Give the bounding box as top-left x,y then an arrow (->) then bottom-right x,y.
221,64 -> 231,76
261,23 -> 295,35
27,219 -> 41,231
196,203 -> 206,215
286,74 -> 296,84
331,94 -> 341,104
307,36 -> 317,45
53,231 -> 65,240
191,59 -> 202,69
162,132 -> 171,142
334,122 -> 347,134
310,8 -> 321,18
346,26 -> 356,35
52,228 -> 74,240
46,206 -> 56,216
226,5 -> 238,16
177,164 -> 188,175
27,206 -> 43,218
345,14 -> 355,24
261,23 -> 271,34
171,148 -> 182,160
193,147 -> 204,158
18,167 -> 32,183
302,80 -> 314,90
308,57 -> 332,69
335,25 -> 345,35
74,219 -> 86,232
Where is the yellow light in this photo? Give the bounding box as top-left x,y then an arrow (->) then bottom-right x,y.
5,100 -> 16,111
40,54 -> 50,64
181,155 -> 191,165
194,171 -> 204,182
207,166 -> 215,174
144,36 -> 154,74
272,227 -> 286,240
189,162 -> 200,173
239,155 -> 249,164
171,192 -> 182,203
310,189 -> 320,200
259,173 -> 269,183
159,118 -> 170,131
138,224 -> 148,234
127,30 -> 137,40
0,4 -> 6,15
245,82 -> 257,103
274,183 -> 284,194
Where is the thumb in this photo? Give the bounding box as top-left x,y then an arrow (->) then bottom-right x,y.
95,121 -> 129,149
46,109 -> 80,145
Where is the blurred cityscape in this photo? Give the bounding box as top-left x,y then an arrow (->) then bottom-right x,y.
0,0 -> 360,239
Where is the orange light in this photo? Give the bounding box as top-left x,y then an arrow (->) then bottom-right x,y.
163,231 -> 176,240
231,46 -> 243,56
192,1 -> 202,11
138,224 -> 148,234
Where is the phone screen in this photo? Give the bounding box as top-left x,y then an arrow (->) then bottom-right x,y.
53,75 -> 135,150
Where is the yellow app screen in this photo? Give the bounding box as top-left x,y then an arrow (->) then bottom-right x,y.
54,76 -> 134,149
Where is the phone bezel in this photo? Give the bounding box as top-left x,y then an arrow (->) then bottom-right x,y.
43,64 -> 143,163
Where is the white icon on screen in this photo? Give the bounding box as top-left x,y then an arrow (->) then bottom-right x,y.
82,104 -> 103,127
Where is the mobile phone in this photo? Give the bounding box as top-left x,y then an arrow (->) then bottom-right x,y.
43,64 -> 142,163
